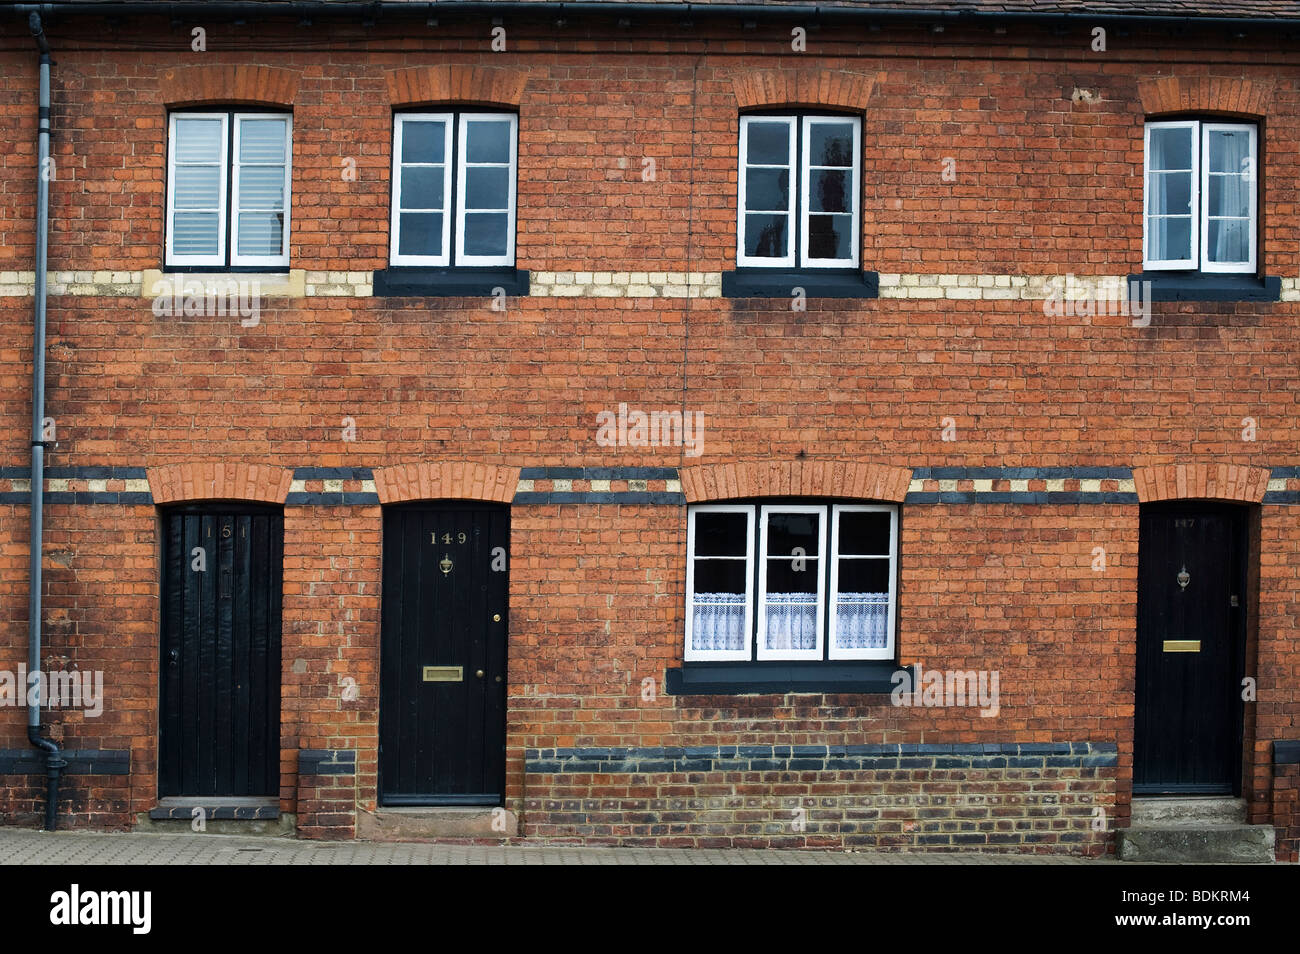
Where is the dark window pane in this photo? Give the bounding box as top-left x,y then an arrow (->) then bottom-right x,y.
837,558 -> 890,593
809,169 -> 849,213
1147,216 -> 1191,261
1206,218 -> 1249,264
766,511 -> 820,556
465,120 -> 511,163
838,511 -> 891,556
744,213 -> 788,258
1147,170 -> 1192,215
465,166 -> 510,210
398,211 -> 442,257
807,214 -> 852,259
746,121 -> 790,165
693,559 -> 748,594
462,212 -> 508,256
765,558 -> 818,595
1206,128 -> 1251,173
401,121 -> 446,164
809,122 -> 854,167
694,512 -> 748,557
400,166 -> 445,211
745,168 -> 789,212
1206,174 -> 1250,219
1148,126 -> 1192,172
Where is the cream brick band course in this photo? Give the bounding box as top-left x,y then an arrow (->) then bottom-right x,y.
529,271 -> 722,298
0,270 -> 1291,302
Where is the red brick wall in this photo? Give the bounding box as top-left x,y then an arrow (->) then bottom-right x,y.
1273,762 -> 1299,863
0,12 -> 1296,849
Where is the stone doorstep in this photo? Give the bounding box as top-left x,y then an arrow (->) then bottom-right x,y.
1115,824 -> 1275,864
148,796 -> 280,821
135,797 -> 296,837
1121,798 -> 1272,862
356,806 -> 517,841
1129,796 -> 1246,827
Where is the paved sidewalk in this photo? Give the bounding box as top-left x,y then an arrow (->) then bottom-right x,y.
0,828 -> 1112,864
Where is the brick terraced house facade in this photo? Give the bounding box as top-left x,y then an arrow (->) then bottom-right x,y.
1,0 -> 1298,859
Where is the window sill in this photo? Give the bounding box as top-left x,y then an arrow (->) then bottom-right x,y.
665,660 -> 908,695
372,267 -> 530,297
721,268 -> 879,300
1128,271 -> 1281,302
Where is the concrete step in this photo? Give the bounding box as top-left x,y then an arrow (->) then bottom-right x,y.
1117,823 -> 1274,863
357,806 -> 517,840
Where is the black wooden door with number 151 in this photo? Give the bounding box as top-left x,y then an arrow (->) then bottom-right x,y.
379,503 -> 509,805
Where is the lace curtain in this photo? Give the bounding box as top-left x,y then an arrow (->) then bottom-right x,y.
692,591 -> 892,653
834,592 -> 891,649
690,593 -> 747,652
761,592 -> 818,652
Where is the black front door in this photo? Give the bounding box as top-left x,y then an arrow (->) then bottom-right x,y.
379,503 -> 508,805
159,505 -> 283,797
1134,504 -> 1247,794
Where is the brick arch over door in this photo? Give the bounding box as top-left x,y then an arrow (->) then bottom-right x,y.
147,462 -> 294,504
160,65 -> 302,107
731,68 -> 881,112
385,66 -> 531,108
372,461 -> 520,504
680,460 -> 911,503
1130,462 -> 1270,504
1137,76 -> 1274,118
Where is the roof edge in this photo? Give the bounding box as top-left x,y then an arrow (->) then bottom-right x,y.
8,3 -> 1300,30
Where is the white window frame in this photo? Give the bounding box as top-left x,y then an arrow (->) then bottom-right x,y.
737,115 -> 797,268
1199,121 -> 1257,274
684,501 -> 900,664
230,113 -> 292,268
390,112 -> 454,267
1143,119 -> 1258,273
1143,120 -> 1199,271
165,112 -> 230,268
800,115 -> 862,269
756,504 -> 827,661
736,113 -> 861,269
390,111 -> 517,268
455,112 -> 519,267
828,504 -> 898,660
685,504 -> 755,662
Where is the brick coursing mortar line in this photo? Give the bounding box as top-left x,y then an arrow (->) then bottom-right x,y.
8,465 -> 1300,505
3,270 -> 1295,301
524,742 -> 1119,774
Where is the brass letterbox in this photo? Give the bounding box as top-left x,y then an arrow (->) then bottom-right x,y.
422,666 -> 463,682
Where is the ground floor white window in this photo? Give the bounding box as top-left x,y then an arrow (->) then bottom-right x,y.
686,502 -> 898,662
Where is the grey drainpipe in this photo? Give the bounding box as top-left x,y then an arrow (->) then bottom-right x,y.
26,9 -> 65,833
